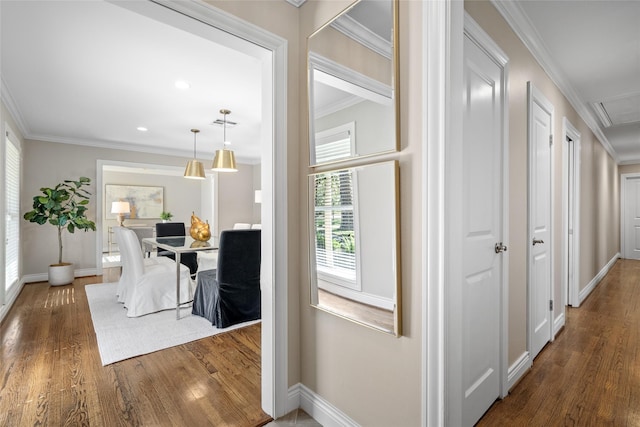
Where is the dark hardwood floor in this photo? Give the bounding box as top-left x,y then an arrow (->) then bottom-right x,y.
6,258 -> 638,426
478,258 -> 640,426
0,269 -> 271,426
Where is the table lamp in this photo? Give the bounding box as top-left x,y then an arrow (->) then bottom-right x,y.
111,201 -> 130,227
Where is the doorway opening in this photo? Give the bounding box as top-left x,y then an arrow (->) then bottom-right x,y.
95,0 -> 288,418
562,118 -> 581,308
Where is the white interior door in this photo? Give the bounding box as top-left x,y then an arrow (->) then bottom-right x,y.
459,28 -> 507,427
563,118 -> 581,308
623,176 -> 640,260
528,82 -> 553,360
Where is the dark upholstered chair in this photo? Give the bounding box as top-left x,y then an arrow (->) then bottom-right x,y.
192,229 -> 261,328
155,222 -> 198,276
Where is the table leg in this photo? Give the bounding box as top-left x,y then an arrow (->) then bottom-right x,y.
176,252 -> 181,320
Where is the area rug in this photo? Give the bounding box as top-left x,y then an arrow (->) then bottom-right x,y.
86,282 -> 260,366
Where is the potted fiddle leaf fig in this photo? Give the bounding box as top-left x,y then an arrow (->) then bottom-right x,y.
23,177 -> 97,286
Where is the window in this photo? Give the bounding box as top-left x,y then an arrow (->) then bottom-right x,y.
313,169 -> 358,288
4,129 -> 20,295
314,122 -> 355,164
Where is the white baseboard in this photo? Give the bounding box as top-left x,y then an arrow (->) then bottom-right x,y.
287,383 -> 359,427
23,268 -> 99,284
507,351 -> 531,391
578,252 -> 620,305
0,279 -> 25,324
553,311 -> 565,338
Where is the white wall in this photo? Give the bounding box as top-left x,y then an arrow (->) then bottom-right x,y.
216,163 -> 259,232
315,99 -> 395,159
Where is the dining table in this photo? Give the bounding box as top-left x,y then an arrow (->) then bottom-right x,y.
142,235 -> 219,319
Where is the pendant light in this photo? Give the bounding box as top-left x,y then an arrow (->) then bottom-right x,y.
212,109 -> 238,172
184,128 -> 205,179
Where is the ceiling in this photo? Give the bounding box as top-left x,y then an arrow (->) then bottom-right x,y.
495,0 -> 640,164
2,1 -> 639,165
0,0 -> 264,163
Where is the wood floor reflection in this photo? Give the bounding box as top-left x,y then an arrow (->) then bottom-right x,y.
0,269 -> 271,426
318,288 -> 394,332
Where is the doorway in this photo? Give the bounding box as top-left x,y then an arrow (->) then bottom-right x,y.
96,161 -> 217,269
562,118 -> 581,307
100,0 -> 289,418
527,82 -> 554,360
621,173 -> 640,260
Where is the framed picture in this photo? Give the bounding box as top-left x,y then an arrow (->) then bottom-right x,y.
105,185 -> 163,219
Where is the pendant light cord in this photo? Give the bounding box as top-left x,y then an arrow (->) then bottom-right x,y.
191,128 -> 200,159
223,112 -> 227,145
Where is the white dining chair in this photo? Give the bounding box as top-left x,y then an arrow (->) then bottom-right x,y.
233,223 -> 251,230
113,226 -> 172,304
116,226 -> 193,317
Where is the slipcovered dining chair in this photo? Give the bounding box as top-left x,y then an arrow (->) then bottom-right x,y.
192,229 -> 261,328
232,223 -> 251,230
116,226 -> 193,317
113,226 -> 173,303
155,222 -> 198,277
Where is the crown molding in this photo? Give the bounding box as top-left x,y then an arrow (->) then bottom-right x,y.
309,51 -> 393,99
1,76 -> 30,138
331,13 -> 392,60
285,0 -> 307,8
491,0 -> 620,164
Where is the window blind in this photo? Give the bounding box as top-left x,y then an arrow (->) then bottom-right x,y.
5,133 -> 20,291
315,130 -> 352,164
314,122 -> 355,164
313,169 -> 356,282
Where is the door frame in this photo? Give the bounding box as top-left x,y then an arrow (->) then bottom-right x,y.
441,13 -> 510,426
620,173 -> 640,259
422,1 -> 463,425
102,0 -> 289,418
561,118 -> 581,308
526,82 -> 555,355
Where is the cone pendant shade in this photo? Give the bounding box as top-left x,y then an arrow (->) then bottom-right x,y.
211,109 -> 238,173
184,159 -> 206,179
212,148 -> 237,172
184,128 -> 206,179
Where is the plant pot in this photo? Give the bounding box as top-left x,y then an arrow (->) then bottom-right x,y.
49,263 -> 74,286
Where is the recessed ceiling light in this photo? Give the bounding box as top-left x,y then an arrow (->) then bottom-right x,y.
175,80 -> 190,90
137,127 -> 148,132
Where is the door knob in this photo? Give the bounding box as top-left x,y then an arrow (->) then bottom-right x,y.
495,242 -> 508,253
533,238 -> 544,245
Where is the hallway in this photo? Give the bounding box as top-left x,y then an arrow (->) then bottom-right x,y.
477,258 -> 640,426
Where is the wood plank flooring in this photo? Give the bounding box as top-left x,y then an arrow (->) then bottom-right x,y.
478,259 -> 640,426
0,269 -> 272,426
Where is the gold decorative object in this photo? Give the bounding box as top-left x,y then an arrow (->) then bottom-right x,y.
190,240 -> 210,248
190,212 -> 211,241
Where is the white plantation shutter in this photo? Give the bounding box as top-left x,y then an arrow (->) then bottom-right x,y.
313,169 -> 356,285
314,122 -> 355,164
5,131 -> 20,293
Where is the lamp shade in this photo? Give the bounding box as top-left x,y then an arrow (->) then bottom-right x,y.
184,159 -> 206,179
184,128 -> 205,179
111,201 -> 130,227
212,149 -> 238,172
111,201 -> 130,214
